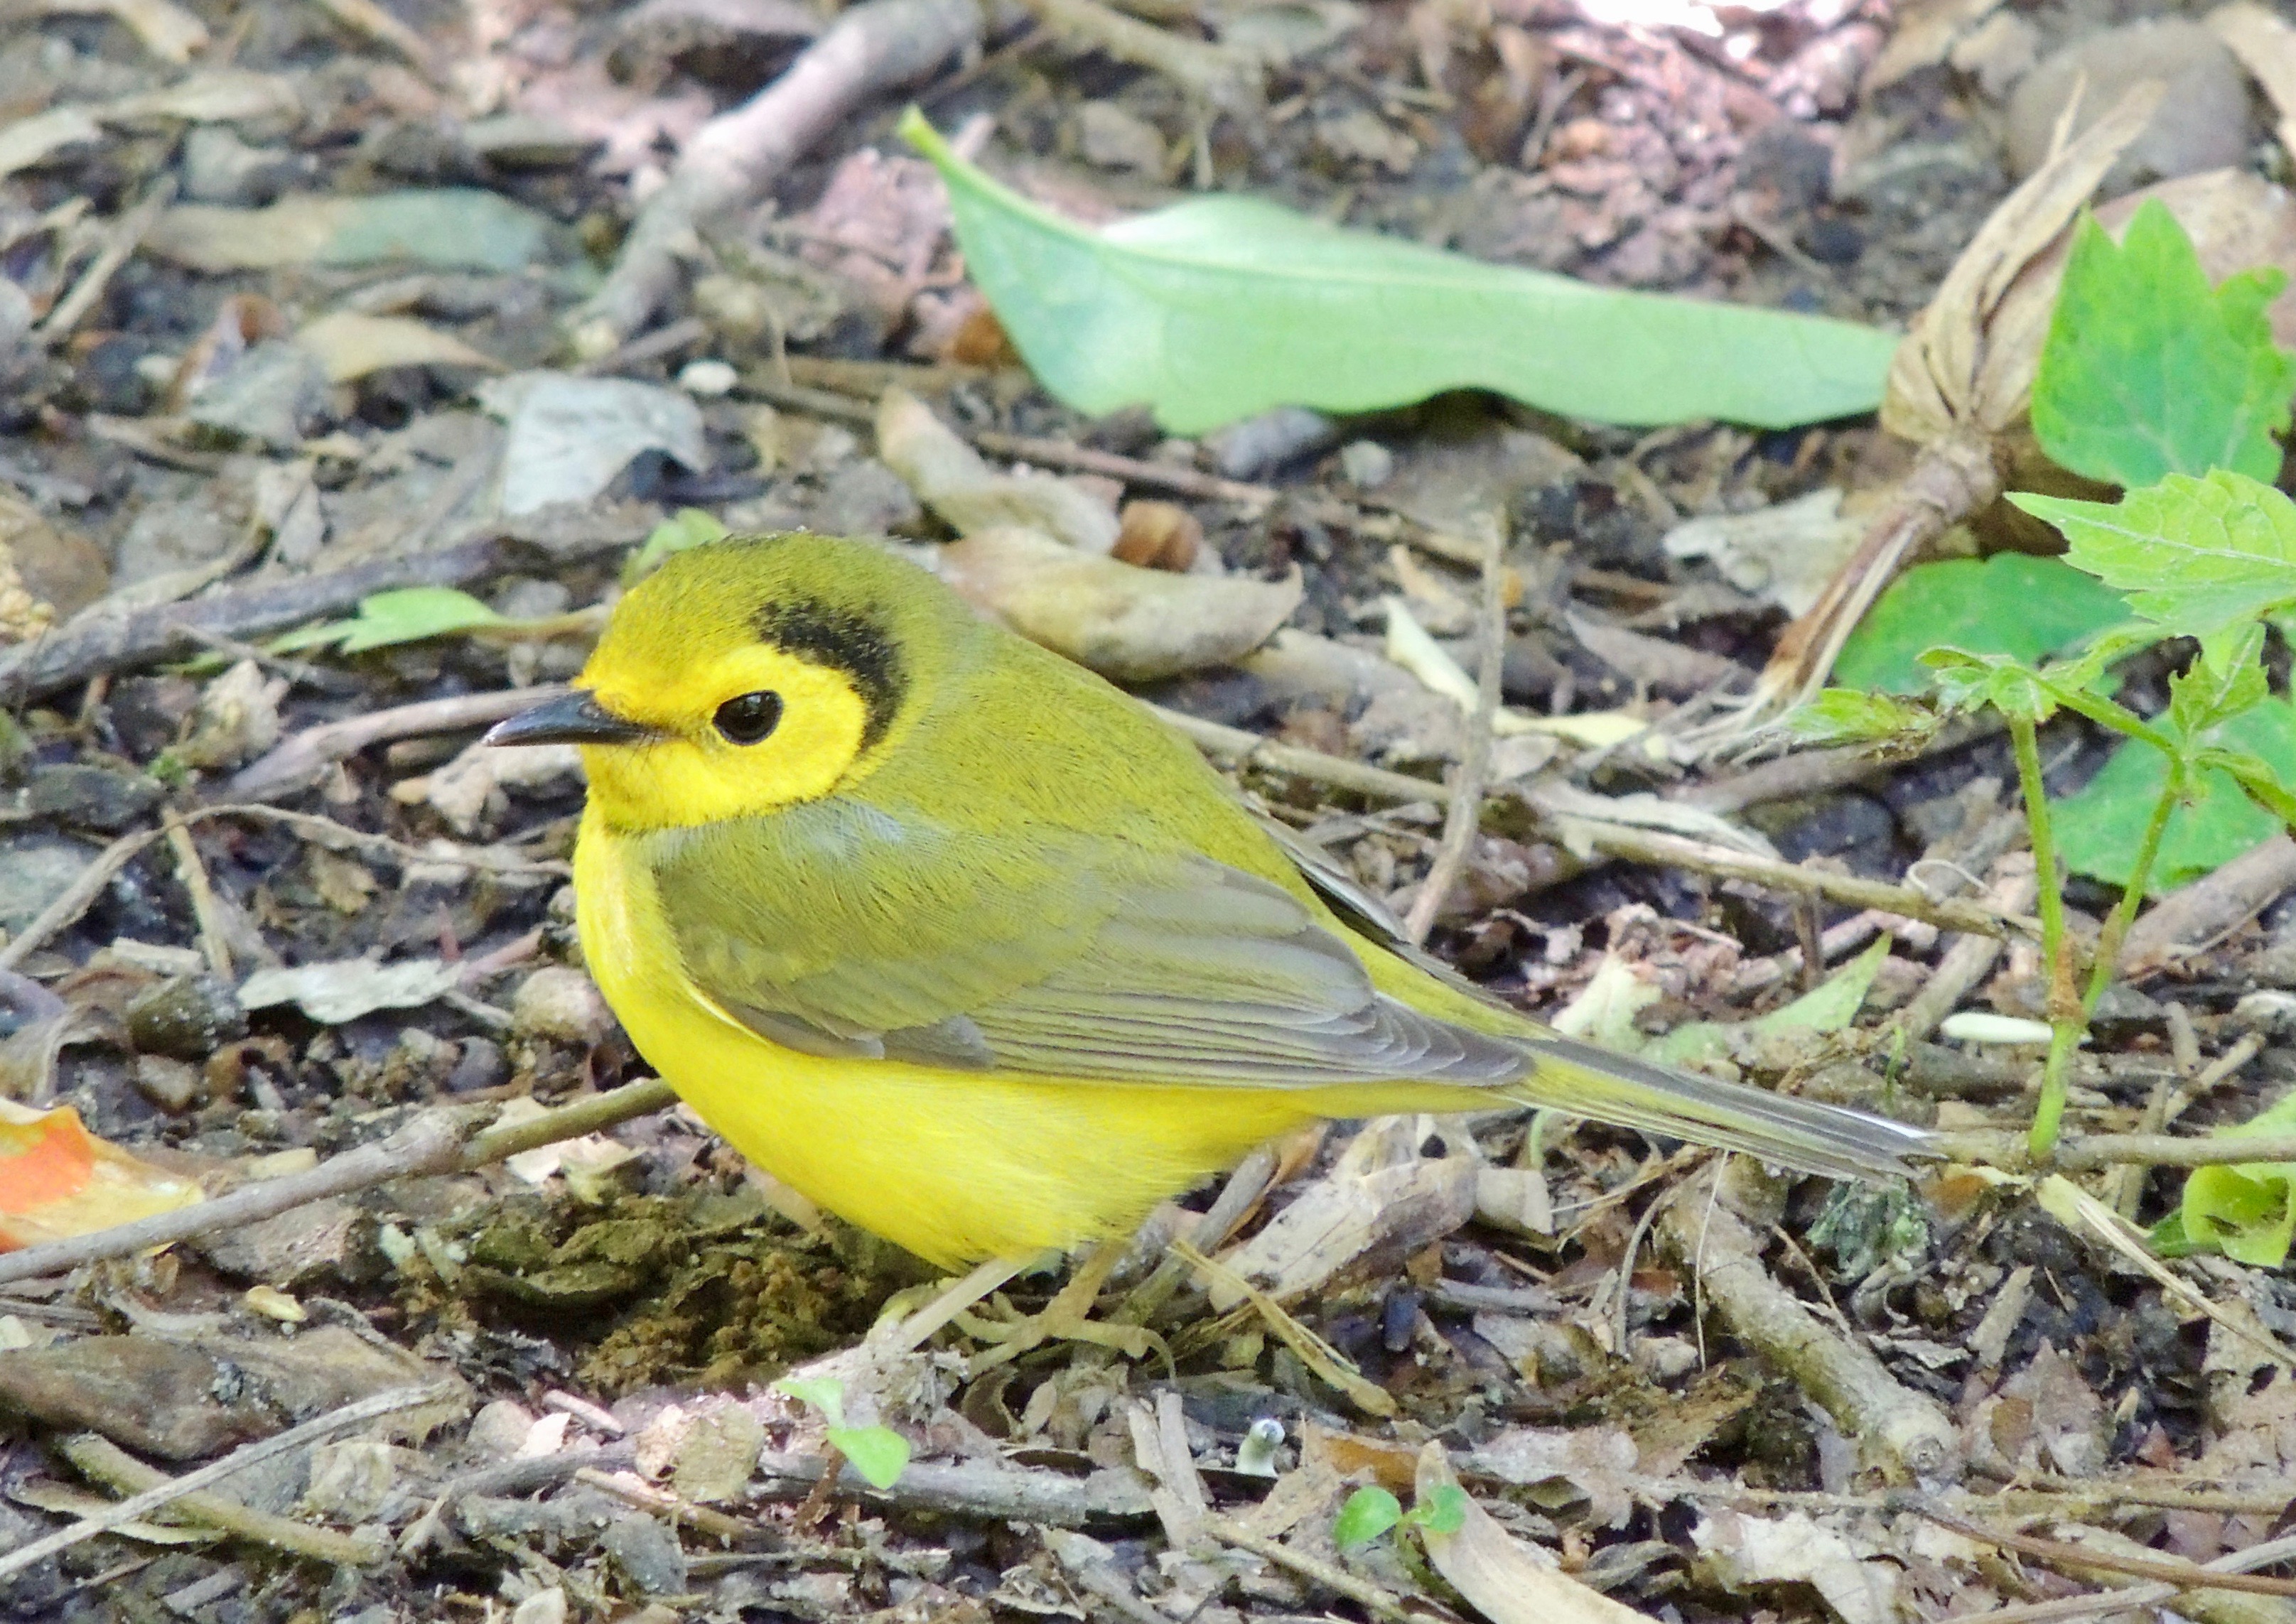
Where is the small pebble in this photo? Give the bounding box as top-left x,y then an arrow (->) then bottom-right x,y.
132,1054 -> 203,1114
446,1035 -> 510,1093
1339,440 -> 1394,490
126,974 -> 247,1061
513,966 -> 616,1046
677,358 -> 738,397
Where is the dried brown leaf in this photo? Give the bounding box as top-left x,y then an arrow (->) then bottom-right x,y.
1882,80 -> 2165,443
1413,1442 -> 1651,1624
296,312 -> 505,383
938,526 -> 1301,682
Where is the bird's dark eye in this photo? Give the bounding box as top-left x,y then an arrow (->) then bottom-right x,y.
713,691 -> 783,745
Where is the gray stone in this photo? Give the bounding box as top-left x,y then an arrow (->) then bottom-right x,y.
813,458 -> 922,536
601,1514 -> 689,1596
2005,20 -> 2252,190
0,833 -> 99,934
26,763 -> 162,831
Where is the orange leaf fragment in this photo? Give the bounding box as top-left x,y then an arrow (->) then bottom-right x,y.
0,1101 -> 203,1251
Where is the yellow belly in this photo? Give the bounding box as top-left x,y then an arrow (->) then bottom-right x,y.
573,812 -> 1466,1267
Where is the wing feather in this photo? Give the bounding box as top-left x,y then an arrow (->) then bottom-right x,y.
647,801 -> 1524,1088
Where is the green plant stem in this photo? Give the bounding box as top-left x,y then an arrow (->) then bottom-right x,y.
2084,772 -> 2179,1017
2011,716 -> 2080,1161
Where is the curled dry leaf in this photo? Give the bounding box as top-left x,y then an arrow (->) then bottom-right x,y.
392,738 -> 582,834
1411,1441 -> 1651,1624
0,1101 -> 204,1251
938,526 -> 1302,682
1688,1510 -> 1902,1624
296,312 -> 505,383
237,957 -> 464,1023
1885,81 -> 2167,445
1745,82 -> 2168,727
876,388 -> 1121,552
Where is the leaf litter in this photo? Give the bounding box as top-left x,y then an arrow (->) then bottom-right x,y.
6,0 -> 2296,1617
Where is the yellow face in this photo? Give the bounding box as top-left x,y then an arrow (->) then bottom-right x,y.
578,641 -> 875,832
485,538 -> 923,833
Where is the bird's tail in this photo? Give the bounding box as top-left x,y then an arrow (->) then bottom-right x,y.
1509,1031 -> 1935,1181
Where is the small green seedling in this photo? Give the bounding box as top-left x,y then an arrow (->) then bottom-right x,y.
772,1375 -> 911,1490
271,587 -> 508,654
1796,203 -> 2296,1171
1333,1483 -> 1468,1550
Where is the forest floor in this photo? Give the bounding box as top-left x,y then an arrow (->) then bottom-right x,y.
3,0 -> 2296,1618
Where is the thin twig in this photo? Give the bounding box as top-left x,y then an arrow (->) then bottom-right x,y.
0,1386 -> 450,1583
163,817 -> 234,982
0,827 -> 164,972
971,431 -> 1276,507
1404,534 -> 1504,944
227,686 -> 565,800
1916,1504 -> 2296,1597
0,1078 -> 678,1287
1151,705 -> 2036,938
1203,1515 -> 1426,1624
748,1451 -> 1156,1525
572,0 -> 983,350
61,1434 -> 381,1566
0,520 -> 644,704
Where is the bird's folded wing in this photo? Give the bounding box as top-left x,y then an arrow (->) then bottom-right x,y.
647,802 -> 1524,1086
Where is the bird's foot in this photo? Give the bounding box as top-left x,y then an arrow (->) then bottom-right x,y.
955,1239 -> 1171,1375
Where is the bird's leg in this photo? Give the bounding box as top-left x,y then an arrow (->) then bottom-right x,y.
959,1236 -> 1169,1375
868,1256 -> 1025,1356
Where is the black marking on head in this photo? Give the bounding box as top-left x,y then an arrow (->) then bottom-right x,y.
754,598 -> 906,750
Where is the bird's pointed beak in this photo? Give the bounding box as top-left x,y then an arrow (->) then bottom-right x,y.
485,690 -> 663,748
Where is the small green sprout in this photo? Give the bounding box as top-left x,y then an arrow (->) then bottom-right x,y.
772,1375 -> 910,1490
1333,1483 -> 1469,1549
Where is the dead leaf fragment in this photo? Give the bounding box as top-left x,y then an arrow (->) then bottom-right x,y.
1661,491 -> 1866,619
296,311 -> 505,383
0,1101 -> 204,1252
878,389 -> 1121,553
2212,3 -> 2296,158
1209,1117 -> 1476,1309
0,107 -> 102,180
178,659 -> 287,769
939,526 -> 1301,683
479,372 -> 707,517
1689,1509 -> 1902,1624
237,958 -> 463,1023
35,0 -> 210,60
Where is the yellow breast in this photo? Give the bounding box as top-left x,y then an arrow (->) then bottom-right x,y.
572,808 -> 1450,1267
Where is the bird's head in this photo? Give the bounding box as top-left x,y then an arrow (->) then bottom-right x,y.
486,534 -> 938,832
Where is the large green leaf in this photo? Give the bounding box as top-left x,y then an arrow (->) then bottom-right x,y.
902,111 -> 1901,433
1831,553 -> 2128,693
2015,470 -> 2296,641
2030,201 -> 2296,488
2054,695 -> 2296,893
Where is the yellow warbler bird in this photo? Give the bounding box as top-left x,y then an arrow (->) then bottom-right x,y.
489,534 -> 1931,1275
